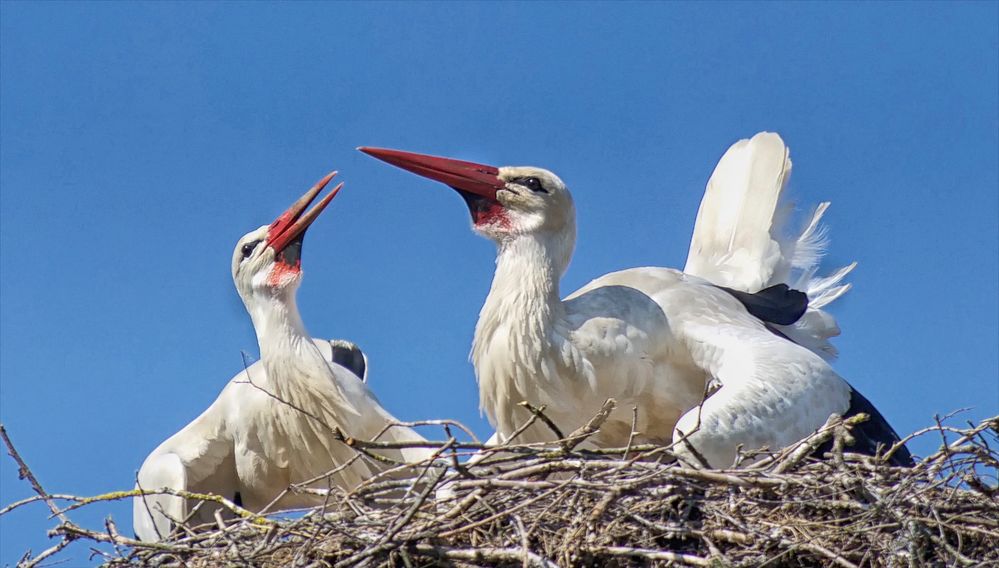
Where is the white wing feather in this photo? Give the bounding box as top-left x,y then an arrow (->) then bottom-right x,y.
664,283 -> 852,467
134,380 -> 238,541
684,132 -> 790,291
684,132 -> 855,359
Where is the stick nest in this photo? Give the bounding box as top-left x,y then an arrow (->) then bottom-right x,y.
4,410 -> 998,567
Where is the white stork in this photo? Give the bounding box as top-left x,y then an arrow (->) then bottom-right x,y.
134,173 -> 432,542
360,133 -> 912,468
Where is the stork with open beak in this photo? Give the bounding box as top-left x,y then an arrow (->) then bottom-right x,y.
360,133 -> 912,468
133,173 -> 432,542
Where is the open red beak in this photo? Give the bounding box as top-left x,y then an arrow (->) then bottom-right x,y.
267,171 -> 343,254
358,147 -> 505,200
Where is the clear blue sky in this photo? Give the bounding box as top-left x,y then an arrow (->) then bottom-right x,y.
2,2 -> 996,564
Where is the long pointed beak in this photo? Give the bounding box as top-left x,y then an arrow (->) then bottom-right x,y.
267,171 -> 343,254
358,147 -> 505,200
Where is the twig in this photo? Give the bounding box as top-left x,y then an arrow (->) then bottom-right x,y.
0,424 -> 70,524
562,398 -> 616,452
410,544 -> 557,567
592,546 -> 712,566
622,405 -> 640,460
517,401 -> 565,441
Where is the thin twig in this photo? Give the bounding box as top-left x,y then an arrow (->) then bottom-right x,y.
0,424 -> 70,524
517,401 -> 565,441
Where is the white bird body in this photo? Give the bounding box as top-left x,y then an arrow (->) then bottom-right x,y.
134,175 -> 431,542
472,253 -> 849,456
471,239 -> 705,446
362,134 -> 910,468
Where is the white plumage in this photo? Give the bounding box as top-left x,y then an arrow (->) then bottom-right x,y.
361,133 -> 910,469
133,174 -> 431,542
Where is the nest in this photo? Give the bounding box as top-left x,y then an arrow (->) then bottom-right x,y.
3,407 -> 997,567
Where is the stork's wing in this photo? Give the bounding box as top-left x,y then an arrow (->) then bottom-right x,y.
666,283 -> 906,467
661,281 -> 847,467
133,452 -> 187,542
684,132 -> 790,291
133,373 -> 242,542
684,132 -> 855,360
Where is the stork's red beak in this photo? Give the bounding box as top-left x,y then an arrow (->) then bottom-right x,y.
358,147 -> 504,200
267,171 -> 342,256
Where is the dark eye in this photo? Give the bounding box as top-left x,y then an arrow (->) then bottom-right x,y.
241,240 -> 261,260
519,177 -> 547,194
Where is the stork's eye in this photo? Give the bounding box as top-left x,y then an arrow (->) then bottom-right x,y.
241,240 -> 261,260
517,177 -> 547,194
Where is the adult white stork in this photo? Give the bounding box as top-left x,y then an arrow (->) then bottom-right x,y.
134,173 -> 432,542
360,133 -> 912,468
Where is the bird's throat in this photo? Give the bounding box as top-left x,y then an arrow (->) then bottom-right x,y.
458,190 -> 510,229
474,236 -> 565,368
248,295 -> 313,367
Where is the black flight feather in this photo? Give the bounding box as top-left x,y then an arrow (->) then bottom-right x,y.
329,340 -> 367,382
717,283 -> 809,326
814,385 -> 915,467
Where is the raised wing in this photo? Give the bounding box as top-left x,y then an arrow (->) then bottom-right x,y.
684,132 -> 855,359
684,132 -> 791,291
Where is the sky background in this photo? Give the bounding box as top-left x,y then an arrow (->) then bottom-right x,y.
2,2 -> 997,565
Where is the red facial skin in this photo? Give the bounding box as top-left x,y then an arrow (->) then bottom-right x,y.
268,259 -> 301,287
471,200 -> 511,229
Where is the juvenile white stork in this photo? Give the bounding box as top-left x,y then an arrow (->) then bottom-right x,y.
134,173 -> 432,542
360,133 -> 912,468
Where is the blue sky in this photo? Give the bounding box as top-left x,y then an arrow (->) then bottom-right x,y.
2,2 -> 996,564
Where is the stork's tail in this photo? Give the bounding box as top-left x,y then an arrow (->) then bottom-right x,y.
775,202 -> 856,359
684,132 -> 855,359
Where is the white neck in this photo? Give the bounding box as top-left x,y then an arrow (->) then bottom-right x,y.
240,286 -> 366,473
473,232 -> 570,373
244,291 -> 327,388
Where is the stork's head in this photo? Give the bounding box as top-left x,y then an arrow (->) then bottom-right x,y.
231,172 -> 342,302
358,148 -> 575,243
